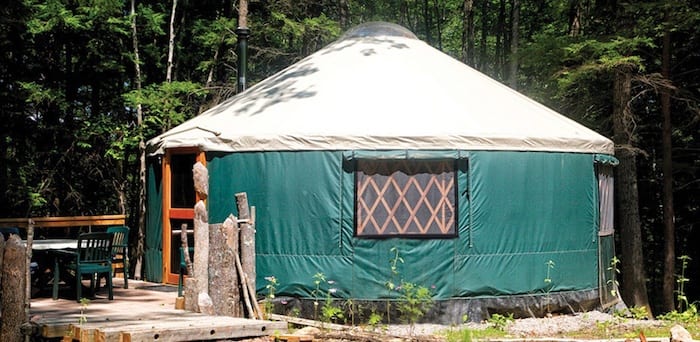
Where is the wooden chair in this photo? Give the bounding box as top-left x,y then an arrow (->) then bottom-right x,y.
107,226 -> 130,289
52,232 -> 114,302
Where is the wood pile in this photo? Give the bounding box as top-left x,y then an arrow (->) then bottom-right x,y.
182,161 -> 263,320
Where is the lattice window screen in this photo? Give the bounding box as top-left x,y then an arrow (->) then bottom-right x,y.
355,159 -> 456,237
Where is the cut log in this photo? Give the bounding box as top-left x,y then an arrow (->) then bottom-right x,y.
193,161 -> 209,199
236,193 -> 256,299
209,223 -> 240,317
193,200 -> 209,298
234,251 -> 255,319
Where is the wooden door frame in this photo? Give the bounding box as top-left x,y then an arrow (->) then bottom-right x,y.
162,148 -> 206,284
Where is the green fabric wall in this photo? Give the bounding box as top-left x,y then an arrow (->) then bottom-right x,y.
459,152 -> 598,297
145,159 -> 163,282
201,150 -> 598,300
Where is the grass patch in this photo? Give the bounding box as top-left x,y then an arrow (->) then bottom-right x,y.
438,319 -> 699,341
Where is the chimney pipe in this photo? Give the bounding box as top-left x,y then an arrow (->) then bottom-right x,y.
236,27 -> 250,93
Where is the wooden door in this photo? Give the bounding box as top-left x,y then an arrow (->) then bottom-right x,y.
162,149 -> 205,284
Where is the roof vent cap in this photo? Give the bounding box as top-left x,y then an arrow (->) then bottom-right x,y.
340,22 -> 418,40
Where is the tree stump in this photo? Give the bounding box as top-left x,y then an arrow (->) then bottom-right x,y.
1,235 -> 27,341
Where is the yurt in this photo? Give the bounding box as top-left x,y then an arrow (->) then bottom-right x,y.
145,22 -> 619,322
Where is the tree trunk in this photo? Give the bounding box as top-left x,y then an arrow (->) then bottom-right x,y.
661,10 -> 675,313
423,0 -> 432,45
496,0 -> 506,78
568,0 -> 582,36
508,0 -> 519,89
166,0 -> 178,83
338,0 -> 349,29
236,0 -> 250,93
433,0 -> 443,50
612,68 -> 652,317
130,0 -> 146,281
479,0 -> 489,71
462,0 -> 475,65
1,235 -> 26,341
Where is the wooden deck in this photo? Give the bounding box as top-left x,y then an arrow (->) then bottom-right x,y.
28,278 -> 287,341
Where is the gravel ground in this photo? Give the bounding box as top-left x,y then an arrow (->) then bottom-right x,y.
371,311 -> 665,338
237,310 -> 669,341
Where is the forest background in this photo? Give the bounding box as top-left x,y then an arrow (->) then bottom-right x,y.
0,0 -> 698,319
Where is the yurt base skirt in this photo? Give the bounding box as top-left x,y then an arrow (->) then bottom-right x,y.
267,288 -> 610,324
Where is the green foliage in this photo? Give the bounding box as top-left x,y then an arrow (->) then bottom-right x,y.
395,281 -> 434,327
310,272 -> 343,324
487,313 -> 514,331
556,36 -> 655,93
658,303 -> 699,324
444,328 -> 473,342
384,247 -> 434,330
321,295 -> 344,324
366,311 -> 383,330
614,306 -> 649,320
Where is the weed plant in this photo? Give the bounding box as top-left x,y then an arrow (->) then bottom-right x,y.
487,313 -> 514,331
311,272 -> 344,324
543,259 -> 555,314
264,275 -> 278,319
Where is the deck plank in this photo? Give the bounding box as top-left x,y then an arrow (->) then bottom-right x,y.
30,279 -> 286,341
97,318 -> 286,342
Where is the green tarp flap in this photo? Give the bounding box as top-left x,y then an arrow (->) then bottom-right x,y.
598,234 -> 618,306
594,154 -> 619,166
205,150 -> 599,300
145,159 -> 163,282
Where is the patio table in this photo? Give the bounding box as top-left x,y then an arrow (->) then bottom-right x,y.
26,239 -> 78,297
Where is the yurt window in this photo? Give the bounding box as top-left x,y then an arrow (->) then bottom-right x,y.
355,159 -> 456,237
597,164 -> 614,236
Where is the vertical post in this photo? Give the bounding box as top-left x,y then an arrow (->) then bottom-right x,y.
25,219 -> 33,322
235,193 -> 255,299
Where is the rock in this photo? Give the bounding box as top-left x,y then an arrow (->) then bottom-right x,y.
294,326 -> 321,336
670,324 -> 693,342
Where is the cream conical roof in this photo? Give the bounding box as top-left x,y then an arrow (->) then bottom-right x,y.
147,22 -> 613,156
